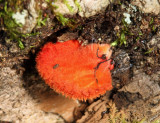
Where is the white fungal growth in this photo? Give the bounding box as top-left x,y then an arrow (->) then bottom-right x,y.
123,13 -> 131,24
12,10 -> 28,25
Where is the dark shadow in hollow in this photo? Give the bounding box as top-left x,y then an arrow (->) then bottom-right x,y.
22,28 -> 69,99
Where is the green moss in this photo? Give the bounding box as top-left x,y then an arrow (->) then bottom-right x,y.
37,11 -> 48,27
63,0 -> 74,12
0,1 -> 22,31
55,13 -> 75,27
111,19 -> 135,47
120,31 -> 127,45
111,31 -> 127,47
111,19 -> 129,47
149,18 -> 154,25
74,0 -> 81,12
138,32 -> 143,36
145,48 -> 154,54
18,38 -> 24,49
55,13 -> 70,26
152,120 -> 160,123
149,17 -> 157,32
0,0 -> 43,49
0,0 -> 25,49
46,0 -> 76,27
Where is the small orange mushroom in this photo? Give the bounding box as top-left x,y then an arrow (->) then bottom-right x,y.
36,40 -> 114,100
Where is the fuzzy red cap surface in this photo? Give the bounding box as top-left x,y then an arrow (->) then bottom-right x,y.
36,40 -> 114,100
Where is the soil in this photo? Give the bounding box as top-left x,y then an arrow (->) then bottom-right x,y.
0,0 -> 160,123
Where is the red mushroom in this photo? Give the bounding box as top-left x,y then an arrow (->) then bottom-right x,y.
36,40 -> 114,100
